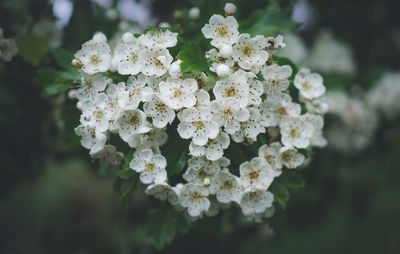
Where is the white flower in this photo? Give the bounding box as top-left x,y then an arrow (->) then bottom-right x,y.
179,183 -> 210,217
209,171 -> 241,203
145,182 -> 180,206
177,107 -> 219,146
279,146 -> 305,169
75,72 -> 108,103
303,95 -> 329,114
127,128 -> 168,151
74,125 -> 107,155
210,98 -> 250,134
232,33 -> 269,70
189,132 -> 230,161
201,14 -> 239,48
206,48 -> 234,73
294,68 -> 326,99
304,113 -> 327,147
246,72 -> 264,106
224,3 -> 237,15
143,94 -> 175,128
182,72 -> 215,92
240,189 -> 274,216
113,36 -> 142,75
259,93 -> 301,127
125,74 -> 153,109
80,93 -> 112,132
231,107 -> 264,143
138,29 -> 178,48
169,60 -> 182,79
129,148 -> 167,184
74,38 -> 111,74
258,142 -> 283,176
280,116 -> 315,149
213,70 -> 249,107
0,37 -> 17,61
183,162 -> 217,186
239,157 -> 275,190
261,64 -> 292,97
159,77 -> 198,110
140,47 -> 173,76
105,82 -> 130,116
115,109 -> 152,142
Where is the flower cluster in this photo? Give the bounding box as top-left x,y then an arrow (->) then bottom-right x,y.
0,27 -> 18,62
71,4 -> 327,221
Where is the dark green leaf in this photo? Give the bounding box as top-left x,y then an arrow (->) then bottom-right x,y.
176,42 -> 217,79
147,208 -> 191,250
271,181 -> 290,209
116,168 -> 135,180
282,172 -> 306,189
240,2 -> 299,37
53,49 -> 75,70
16,35 -> 50,66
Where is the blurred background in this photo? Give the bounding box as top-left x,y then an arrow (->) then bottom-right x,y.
1,0 -> 400,253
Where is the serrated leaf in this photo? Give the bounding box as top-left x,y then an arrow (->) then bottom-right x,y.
16,35 -> 50,66
176,42 -> 217,79
147,208 -> 191,250
271,181 -> 290,209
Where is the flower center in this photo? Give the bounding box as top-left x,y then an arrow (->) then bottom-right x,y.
94,110 -> 104,120
217,26 -> 229,37
154,57 -> 163,67
155,101 -> 167,112
173,88 -> 183,98
276,106 -> 287,117
84,80 -> 93,89
224,87 -> 237,97
302,81 -> 311,91
248,170 -> 259,181
194,121 -> 206,131
130,114 -> 140,125
222,180 -> 233,190
289,127 -> 300,138
265,154 -> 274,165
90,55 -> 101,65
130,52 -> 138,63
145,162 -> 156,172
241,45 -> 253,57
223,107 -> 234,120
190,191 -> 204,201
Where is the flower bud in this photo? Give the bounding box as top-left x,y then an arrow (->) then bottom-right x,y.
219,44 -> 233,58
189,7 -> 200,19
122,32 -> 134,43
92,32 -> 107,43
224,3 -> 237,15
216,64 -> 231,77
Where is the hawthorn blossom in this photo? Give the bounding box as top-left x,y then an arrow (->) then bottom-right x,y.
294,68 -> 326,99
159,77 -> 198,110
201,14 -> 239,48
129,148 -> 167,184
232,33 -> 269,70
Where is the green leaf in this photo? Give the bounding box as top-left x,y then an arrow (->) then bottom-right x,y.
240,2 -> 299,37
162,130 -> 189,176
271,181 -> 290,209
16,35 -> 50,66
53,49 -> 75,70
282,172 -> 306,189
116,168 -> 135,180
176,42 -> 217,79
147,208 -> 191,250
42,83 -> 72,97
36,67 -> 79,97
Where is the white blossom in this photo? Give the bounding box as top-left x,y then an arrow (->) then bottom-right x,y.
189,132 -> 230,161
231,107 -> 264,143
280,116 -> 315,149
74,36 -> 111,74
239,157 -> 275,190
129,148 -> 167,184
294,68 -> 326,99
240,189 -> 274,216
210,98 -> 250,134
143,94 -> 175,128
213,70 -> 249,107
145,182 -> 180,206
159,77 -> 198,110
232,33 -> 269,70
115,109 -> 152,142
201,14 -> 239,48
74,125 -> 107,155
179,183 -> 210,217
138,29 -> 178,48
113,36 -> 142,75
140,47 -> 173,76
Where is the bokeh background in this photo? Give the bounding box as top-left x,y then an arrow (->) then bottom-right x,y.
1,0 -> 400,253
